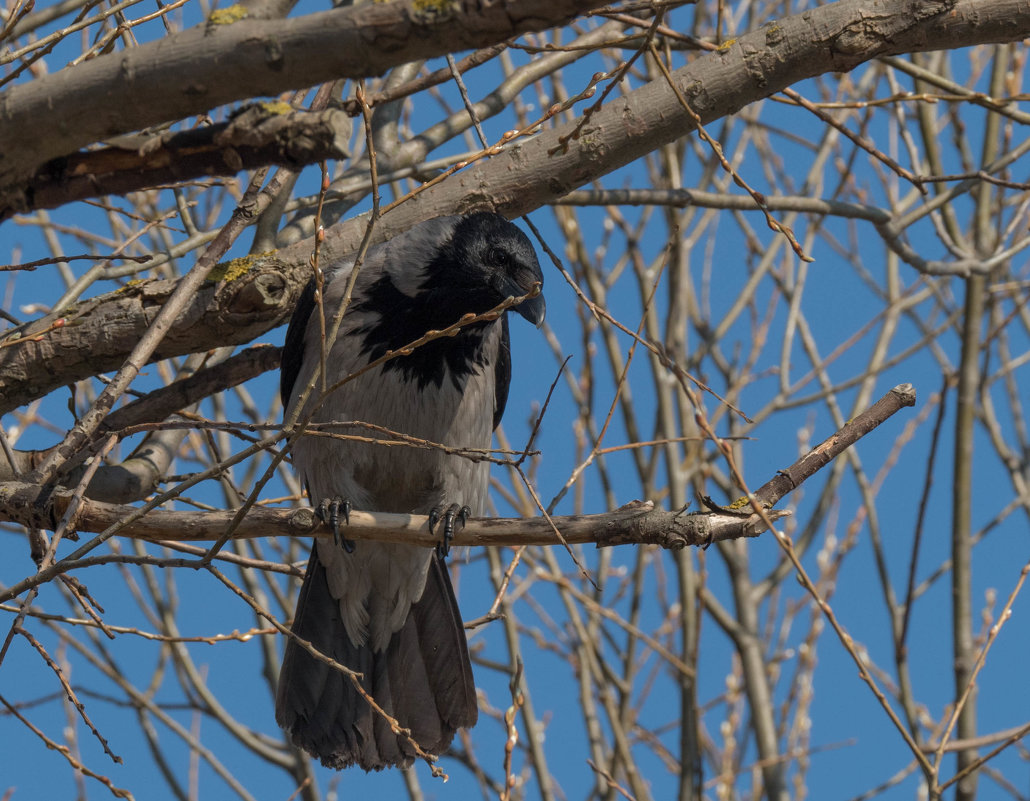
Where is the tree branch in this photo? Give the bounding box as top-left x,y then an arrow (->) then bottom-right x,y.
7,105 -> 353,220
0,483 -> 768,558
753,383 -> 917,507
0,345 -> 282,500
3,0 -> 1017,412
0,384 -> 919,604
98,344 -> 282,434
0,255 -> 297,415
0,0 -> 611,203
307,0 -> 1029,263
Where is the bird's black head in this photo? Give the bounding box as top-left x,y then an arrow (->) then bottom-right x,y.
352,213 -> 545,391
422,212 -> 545,328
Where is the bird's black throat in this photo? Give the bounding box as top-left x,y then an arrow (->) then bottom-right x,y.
353,273 -> 496,392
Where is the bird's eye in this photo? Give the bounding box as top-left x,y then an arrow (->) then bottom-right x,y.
488,246 -> 510,268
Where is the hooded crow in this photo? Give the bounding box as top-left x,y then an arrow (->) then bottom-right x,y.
275,212 -> 545,770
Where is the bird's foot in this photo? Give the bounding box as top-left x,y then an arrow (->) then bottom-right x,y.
316,497 -> 354,552
428,503 -> 471,558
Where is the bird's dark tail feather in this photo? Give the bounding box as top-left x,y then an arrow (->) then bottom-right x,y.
275,547 -> 478,771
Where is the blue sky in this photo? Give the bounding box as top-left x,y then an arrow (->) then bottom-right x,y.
2,1 -> 1029,800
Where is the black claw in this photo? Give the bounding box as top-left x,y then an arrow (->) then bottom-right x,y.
429,503 -> 472,558
316,497 -> 354,553
428,507 -> 444,555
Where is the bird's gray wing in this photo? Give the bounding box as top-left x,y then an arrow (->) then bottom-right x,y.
280,278 -> 317,409
493,312 -> 511,431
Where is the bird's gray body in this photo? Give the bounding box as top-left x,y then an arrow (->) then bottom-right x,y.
275,213 -> 544,770
286,225 -> 498,651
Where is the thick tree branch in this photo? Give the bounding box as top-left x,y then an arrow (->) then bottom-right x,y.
2,0 -> 1019,412
0,255 -> 297,415
0,0 -> 611,204
307,0 -> 1029,265
3,0 -> 1022,221
0,384 -> 920,606
7,105 -> 352,220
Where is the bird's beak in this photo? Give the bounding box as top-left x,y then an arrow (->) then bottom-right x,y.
515,286 -> 546,328
496,272 -> 546,327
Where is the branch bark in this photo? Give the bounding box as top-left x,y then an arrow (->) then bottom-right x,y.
3,0 -> 1020,412
0,485 -> 768,552
0,384 -> 919,605
6,105 -> 353,220
308,0 -> 1029,261
0,0 -> 611,202
0,254 -> 297,415
0,345 -> 282,501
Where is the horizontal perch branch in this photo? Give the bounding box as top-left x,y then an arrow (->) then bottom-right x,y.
0,482 -> 782,551
0,384 -> 915,605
